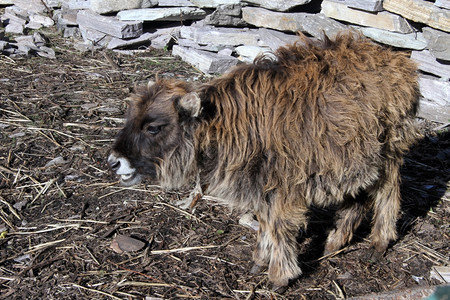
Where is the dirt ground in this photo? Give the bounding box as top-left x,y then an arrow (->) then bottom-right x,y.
0,28 -> 449,300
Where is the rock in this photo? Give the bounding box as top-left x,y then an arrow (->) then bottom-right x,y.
77,10 -> 143,39
244,0 -> 311,12
3,9 -> 28,25
178,38 -> 232,52
151,34 -> 173,49
326,0 -> 383,12
107,32 -> 154,49
29,15 -> 55,27
204,4 -> 247,27
258,28 -> 299,51
180,25 -> 261,46
79,24 -> 113,47
321,0 -> 413,33
242,7 -> 347,38
13,0 -> 48,14
423,27 -> 450,61
411,50 -> 450,79
61,0 -> 91,10
44,156 -> 69,168
57,11 -> 78,26
110,235 -> 146,253
63,27 -> 81,38
383,0 -> 450,32
5,22 -> 25,35
190,0 -> 240,8
4,5 -> 29,20
37,46 -> 56,59
236,45 -> 269,62
117,7 -> 206,21
359,27 -> 427,49
158,0 -> 194,6
419,98 -> 450,123
0,0 -> 14,4
435,0 -> 450,10
172,44 -> 239,73
90,0 -> 157,15
26,22 -> 43,30
419,75 -> 450,107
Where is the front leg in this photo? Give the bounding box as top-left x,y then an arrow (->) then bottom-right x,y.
175,178 -> 203,210
266,204 -> 308,289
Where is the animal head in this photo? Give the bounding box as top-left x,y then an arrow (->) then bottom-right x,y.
108,79 -> 202,187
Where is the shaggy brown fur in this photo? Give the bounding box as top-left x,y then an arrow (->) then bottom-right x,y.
109,32 -> 420,288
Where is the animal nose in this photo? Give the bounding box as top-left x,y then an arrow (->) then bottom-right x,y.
108,154 -> 121,172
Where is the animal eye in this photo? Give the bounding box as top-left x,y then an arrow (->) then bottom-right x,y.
146,125 -> 161,135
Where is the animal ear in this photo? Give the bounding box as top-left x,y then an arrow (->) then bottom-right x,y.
178,92 -> 202,117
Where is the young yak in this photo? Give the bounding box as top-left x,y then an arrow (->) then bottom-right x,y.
108,32 -> 420,290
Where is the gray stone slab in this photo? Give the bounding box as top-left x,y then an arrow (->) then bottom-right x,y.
29,15 -> 55,27
435,0 -> 450,9
172,44 -> 239,74
235,45 -> 270,63
64,27 -> 81,38
158,0 -> 194,6
411,50 -> 450,79
243,0 -> 311,12
326,0 -> 383,12
79,24 -> 113,46
91,0 -> 157,15
77,10 -> 143,39
117,7 -> 206,21
423,27 -> 450,61
177,38 -> 233,52
3,10 -> 27,25
107,32 -> 154,49
190,0 -> 240,8
26,22 -> 43,30
13,0 -> 48,14
151,34 -> 172,49
419,75 -> 450,107
5,22 -> 25,35
321,0 -> 413,33
419,98 -> 450,123
257,28 -> 298,51
359,27 -> 427,50
180,25 -> 261,46
242,7 -> 347,38
204,4 -> 247,27
383,0 -> 450,32
61,0 -> 91,10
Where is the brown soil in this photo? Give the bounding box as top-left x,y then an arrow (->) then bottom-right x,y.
0,28 -> 449,299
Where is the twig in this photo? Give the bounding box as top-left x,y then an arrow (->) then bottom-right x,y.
71,284 -> 122,300
156,200 -> 211,228
0,196 -> 21,220
26,239 -> 66,253
150,245 -> 218,254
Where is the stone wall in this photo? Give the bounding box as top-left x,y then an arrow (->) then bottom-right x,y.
1,0 -> 449,123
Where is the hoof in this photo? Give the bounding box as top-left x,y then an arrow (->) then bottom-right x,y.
250,264 -> 266,274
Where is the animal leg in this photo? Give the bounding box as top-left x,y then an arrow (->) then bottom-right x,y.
324,199 -> 368,255
369,161 -> 401,253
266,208 -> 306,288
252,214 -> 271,273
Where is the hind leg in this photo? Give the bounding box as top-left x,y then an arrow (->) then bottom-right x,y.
369,161 -> 401,253
324,198 -> 368,255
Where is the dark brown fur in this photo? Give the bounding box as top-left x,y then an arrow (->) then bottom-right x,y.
110,32 -> 420,287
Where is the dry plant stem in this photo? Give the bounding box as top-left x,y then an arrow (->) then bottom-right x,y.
71,284 -> 122,300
